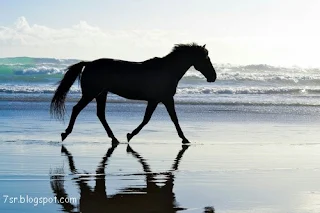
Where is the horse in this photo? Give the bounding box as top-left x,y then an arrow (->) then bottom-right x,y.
50,43 -> 216,143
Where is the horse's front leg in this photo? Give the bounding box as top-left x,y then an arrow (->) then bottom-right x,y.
127,101 -> 158,142
163,97 -> 190,144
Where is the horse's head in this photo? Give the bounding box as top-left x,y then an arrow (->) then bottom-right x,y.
192,44 -> 216,82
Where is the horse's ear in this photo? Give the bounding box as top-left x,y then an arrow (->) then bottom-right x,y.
203,44 -> 206,48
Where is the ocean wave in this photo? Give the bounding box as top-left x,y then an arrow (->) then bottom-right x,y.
0,57 -> 79,65
214,63 -> 320,72
2,68 -> 319,85
0,85 -> 80,93
17,66 -> 64,75
178,86 -> 320,95
0,64 -> 65,75
1,94 -> 320,108
2,84 -> 320,96
1,57 -> 320,85
184,70 -> 320,83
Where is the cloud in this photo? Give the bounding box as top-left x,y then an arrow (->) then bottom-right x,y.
0,16 -> 190,60
0,17 -> 319,67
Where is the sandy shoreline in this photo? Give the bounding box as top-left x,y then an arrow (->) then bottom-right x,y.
1,101 -> 320,212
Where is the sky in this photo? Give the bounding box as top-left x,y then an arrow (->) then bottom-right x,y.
0,0 -> 319,67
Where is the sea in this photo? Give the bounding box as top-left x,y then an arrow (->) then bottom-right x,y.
1,56 -> 320,107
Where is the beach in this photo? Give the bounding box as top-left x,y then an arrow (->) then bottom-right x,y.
1,100 -> 320,212
1,58 -> 320,212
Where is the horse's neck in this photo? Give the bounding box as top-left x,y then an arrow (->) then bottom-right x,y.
175,61 -> 192,82
166,54 -> 192,81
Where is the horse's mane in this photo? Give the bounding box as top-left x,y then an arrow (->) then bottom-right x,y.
169,43 -> 208,57
140,43 -> 207,69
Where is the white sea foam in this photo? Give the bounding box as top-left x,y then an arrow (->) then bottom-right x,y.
0,85 -> 80,93
21,66 -> 64,75
2,84 -> 320,96
177,86 -> 320,95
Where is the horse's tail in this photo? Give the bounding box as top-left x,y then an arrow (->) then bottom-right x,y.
50,61 -> 87,120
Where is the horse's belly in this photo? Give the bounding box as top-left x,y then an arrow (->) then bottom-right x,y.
111,90 -> 151,100
109,86 -> 161,100
109,80 -> 175,101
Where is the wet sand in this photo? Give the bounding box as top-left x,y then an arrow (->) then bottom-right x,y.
1,101 -> 320,212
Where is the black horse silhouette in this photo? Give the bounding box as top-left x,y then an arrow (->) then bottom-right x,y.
50,144 -> 197,212
50,43 -> 216,143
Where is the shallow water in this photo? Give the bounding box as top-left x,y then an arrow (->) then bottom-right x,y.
1,140 -> 320,212
1,101 -> 320,212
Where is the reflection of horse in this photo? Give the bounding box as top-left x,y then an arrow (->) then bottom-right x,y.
51,144 -> 197,212
50,43 -> 216,143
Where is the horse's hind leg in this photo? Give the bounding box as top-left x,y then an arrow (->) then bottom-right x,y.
163,97 -> 190,144
61,95 -> 93,141
96,92 -> 118,144
127,101 -> 158,142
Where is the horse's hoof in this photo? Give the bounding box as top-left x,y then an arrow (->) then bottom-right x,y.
182,138 -> 190,144
127,133 -> 133,142
61,133 -> 68,141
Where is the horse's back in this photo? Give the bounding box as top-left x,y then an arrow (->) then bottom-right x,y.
141,57 -> 162,69
86,57 -> 163,72
87,58 -> 141,71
